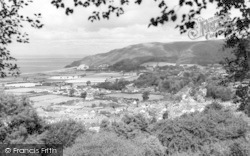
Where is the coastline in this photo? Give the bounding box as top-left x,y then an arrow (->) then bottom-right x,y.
20,67 -> 76,76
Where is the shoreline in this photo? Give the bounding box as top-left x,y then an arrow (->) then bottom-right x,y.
20,67 -> 76,76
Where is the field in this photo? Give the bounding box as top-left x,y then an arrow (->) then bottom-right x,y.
105,93 -> 164,101
4,87 -> 48,95
29,94 -> 110,124
65,72 -> 138,84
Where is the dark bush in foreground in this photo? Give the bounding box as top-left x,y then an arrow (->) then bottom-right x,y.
151,109 -> 250,155
45,119 -> 85,148
206,83 -> 234,101
0,92 -> 47,143
64,132 -> 165,156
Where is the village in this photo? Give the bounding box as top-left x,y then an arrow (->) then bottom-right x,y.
0,62 -> 232,132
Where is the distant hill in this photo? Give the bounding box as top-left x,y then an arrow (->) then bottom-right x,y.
65,40 -> 232,68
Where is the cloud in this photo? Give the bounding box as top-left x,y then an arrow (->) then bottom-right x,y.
9,0 -> 225,57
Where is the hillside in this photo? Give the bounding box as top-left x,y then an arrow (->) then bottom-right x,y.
65,40 -> 231,68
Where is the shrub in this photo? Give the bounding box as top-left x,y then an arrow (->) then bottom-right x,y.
151,109 -> 250,155
64,132 -> 146,156
64,131 -> 165,156
162,111 -> 168,119
133,134 -> 165,156
234,84 -> 250,116
206,83 -> 233,101
203,102 -> 223,113
69,89 -> 74,97
229,142 -> 249,156
103,113 -> 151,139
80,92 -> 87,99
91,103 -> 96,108
0,92 -> 47,143
100,119 -> 110,129
142,91 -> 150,101
244,103 -> 250,117
95,79 -> 130,90
45,120 -> 85,148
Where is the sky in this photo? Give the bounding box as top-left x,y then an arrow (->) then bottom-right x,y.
8,0 -> 230,57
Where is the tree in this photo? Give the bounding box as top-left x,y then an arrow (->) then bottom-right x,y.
142,91 -> 150,101
45,119 -> 85,148
63,132 -> 149,156
80,91 -> 87,99
86,81 -> 91,86
0,92 -> 47,143
162,111 -> 168,120
0,0 -> 43,77
69,89 -> 74,97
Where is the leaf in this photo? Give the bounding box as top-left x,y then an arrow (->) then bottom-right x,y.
185,1 -> 193,6
171,15 -> 177,21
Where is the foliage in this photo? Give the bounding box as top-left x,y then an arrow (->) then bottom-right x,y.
80,91 -> 87,99
134,70 -> 206,94
100,119 -> 110,129
203,102 -> 224,113
172,138 -> 250,156
0,92 -> 47,143
223,34 -> 250,81
134,72 -> 160,88
91,103 -> 96,108
228,142 -> 249,156
69,89 -> 74,97
244,102 -> 250,117
142,91 -> 150,101
0,0 -> 43,77
151,109 -> 250,155
64,131 -> 165,156
45,119 -> 85,148
133,134 -> 166,156
86,80 -> 91,86
63,132 -> 146,156
102,113 -> 151,139
109,59 -> 146,72
95,79 -> 130,90
234,84 -> 250,117
162,111 -> 168,119
206,82 -> 234,101
50,0 -> 249,38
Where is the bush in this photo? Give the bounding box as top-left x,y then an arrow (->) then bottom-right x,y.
102,113 -> 151,139
95,79 -> 130,90
91,103 -> 96,108
64,132 -> 165,156
206,83 -> 233,101
64,132 -> 145,156
80,92 -> 87,99
244,103 -> 250,117
45,120 -> 85,148
151,109 -> 250,155
229,142 -> 249,156
203,102 -> 223,113
142,91 -> 150,101
162,111 -> 168,119
0,92 -> 47,143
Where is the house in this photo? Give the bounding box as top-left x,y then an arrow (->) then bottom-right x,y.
98,64 -> 109,70
77,64 -> 89,71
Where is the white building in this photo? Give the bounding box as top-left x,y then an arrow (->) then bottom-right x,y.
77,64 -> 89,71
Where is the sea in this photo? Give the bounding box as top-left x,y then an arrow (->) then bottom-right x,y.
14,55 -> 84,74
